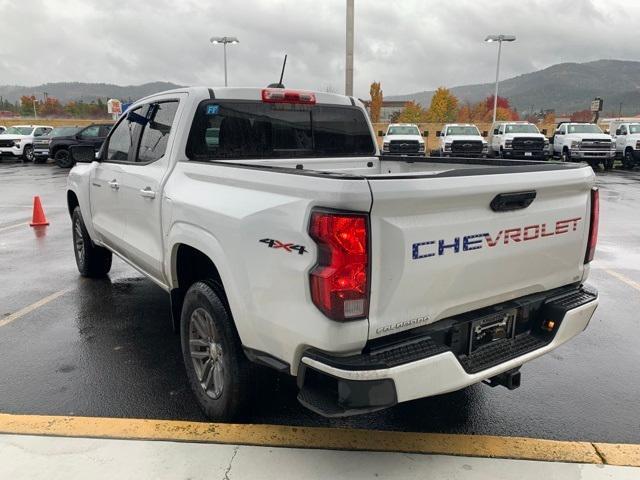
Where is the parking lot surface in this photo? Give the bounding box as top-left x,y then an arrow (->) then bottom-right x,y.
1,161 -> 639,444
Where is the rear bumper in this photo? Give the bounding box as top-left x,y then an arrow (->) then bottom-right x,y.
297,286 -> 598,417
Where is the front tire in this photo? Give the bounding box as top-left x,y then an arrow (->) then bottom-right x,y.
623,149 -> 636,169
72,207 -> 112,277
604,158 -> 614,170
181,281 -> 252,421
22,145 -> 34,162
561,148 -> 571,162
55,149 -> 73,168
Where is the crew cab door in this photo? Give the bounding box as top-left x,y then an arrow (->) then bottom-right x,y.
90,109 -> 143,250
616,124 -> 627,154
115,99 -> 181,282
491,124 -> 502,152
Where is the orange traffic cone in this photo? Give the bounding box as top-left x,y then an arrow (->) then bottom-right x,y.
30,196 -> 49,227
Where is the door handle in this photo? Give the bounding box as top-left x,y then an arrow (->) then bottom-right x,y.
108,179 -> 119,190
490,191 -> 537,212
139,187 -> 156,199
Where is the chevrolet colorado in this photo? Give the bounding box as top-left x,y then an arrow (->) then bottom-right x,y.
67,87 -> 600,420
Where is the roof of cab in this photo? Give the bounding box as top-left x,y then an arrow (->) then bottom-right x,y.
134,86 -> 355,107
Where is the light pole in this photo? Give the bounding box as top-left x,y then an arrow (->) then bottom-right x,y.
484,34 -> 516,124
210,36 -> 239,87
345,0 -> 354,96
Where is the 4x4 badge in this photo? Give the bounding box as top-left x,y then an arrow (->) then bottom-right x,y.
259,238 -> 308,255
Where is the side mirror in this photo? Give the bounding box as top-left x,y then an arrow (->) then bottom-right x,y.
615,129 -> 621,135
69,145 -> 97,163
482,131 -> 488,137
436,131 -> 442,137
422,131 -> 428,137
378,130 -> 384,137
493,128 -> 499,135
542,129 -> 547,135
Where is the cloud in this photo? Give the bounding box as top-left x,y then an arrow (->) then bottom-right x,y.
0,0 -> 636,97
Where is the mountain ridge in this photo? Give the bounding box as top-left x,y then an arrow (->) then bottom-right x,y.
386,59 -> 640,115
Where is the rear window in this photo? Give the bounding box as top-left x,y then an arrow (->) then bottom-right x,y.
186,101 -> 375,160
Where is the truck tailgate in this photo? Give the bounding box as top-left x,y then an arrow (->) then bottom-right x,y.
366,167 -> 595,339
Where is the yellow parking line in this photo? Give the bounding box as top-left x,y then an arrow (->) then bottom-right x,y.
605,269 -> 640,292
0,222 -> 27,233
0,413 -> 638,467
0,288 -> 72,328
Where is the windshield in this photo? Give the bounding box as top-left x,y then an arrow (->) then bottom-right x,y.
387,125 -> 420,136
49,127 -> 81,137
446,126 -> 480,136
4,127 -> 33,135
505,124 -> 539,134
567,124 -> 603,134
629,124 -> 640,134
186,101 -> 376,160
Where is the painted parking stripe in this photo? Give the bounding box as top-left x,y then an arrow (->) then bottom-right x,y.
0,288 -> 72,328
0,222 -> 28,233
605,269 -> 640,293
0,414 -> 638,467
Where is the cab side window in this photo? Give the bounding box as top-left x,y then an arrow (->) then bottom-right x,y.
136,101 -> 179,163
106,108 -> 142,162
620,125 -> 627,135
34,127 -> 50,137
80,125 -> 101,138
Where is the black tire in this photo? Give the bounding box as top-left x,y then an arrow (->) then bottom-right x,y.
604,158 -> 614,170
33,157 -> 47,164
22,145 -> 34,162
72,207 -> 112,277
55,149 -> 73,168
180,281 -> 251,421
561,148 -> 571,162
623,149 -> 636,169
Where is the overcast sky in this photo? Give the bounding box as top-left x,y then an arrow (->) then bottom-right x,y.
0,0 -> 637,97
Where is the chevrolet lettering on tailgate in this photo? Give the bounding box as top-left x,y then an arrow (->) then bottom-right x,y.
412,217 -> 582,260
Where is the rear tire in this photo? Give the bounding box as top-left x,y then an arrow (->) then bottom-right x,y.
180,281 -> 252,421
55,149 -> 73,168
72,207 -> 112,277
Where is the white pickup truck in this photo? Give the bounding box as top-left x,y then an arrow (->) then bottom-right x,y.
489,121 -> 548,160
380,123 -> 425,156
0,125 -> 53,161
67,87 -> 600,420
610,121 -> 640,169
552,122 -> 615,169
438,123 -> 488,158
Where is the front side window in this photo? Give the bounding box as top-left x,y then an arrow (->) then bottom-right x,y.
620,125 -> 628,135
186,102 -> 375,161
106,108 -> 142,161
80,125 -> 101,138
629,124 -> 640,134
136,101 -> 179,163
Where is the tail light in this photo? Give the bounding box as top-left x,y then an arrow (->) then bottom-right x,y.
262,88 -> 316,104
309,210 -> 369,321
585,187 -> 599,263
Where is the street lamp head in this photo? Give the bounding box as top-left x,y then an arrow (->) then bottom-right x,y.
210,36 -> 240,45
485,34 -> 516,43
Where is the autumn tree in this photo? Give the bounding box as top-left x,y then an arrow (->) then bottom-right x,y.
397,101 -> 428,123
369,81 -> 383,123
485,95 -> 511,111
426,87 -> 459,122
39,97 -> 65,117
570,109 -> 592,122
20,95 -> 38,117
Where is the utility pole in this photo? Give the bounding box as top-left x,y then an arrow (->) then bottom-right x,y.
618,102 -> 623,119
33,97 -> 37,119
345,0 -> 354,97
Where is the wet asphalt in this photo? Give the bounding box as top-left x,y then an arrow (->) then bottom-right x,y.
1,159 -> 639,443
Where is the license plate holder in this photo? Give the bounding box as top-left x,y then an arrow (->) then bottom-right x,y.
469,309 -> 517,353
524,152 -> 533,156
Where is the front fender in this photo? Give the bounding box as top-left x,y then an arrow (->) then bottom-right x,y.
67,163 -> 99,241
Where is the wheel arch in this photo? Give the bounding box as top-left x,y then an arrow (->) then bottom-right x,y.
167,224 -> 247,338
67,190 -> 79,218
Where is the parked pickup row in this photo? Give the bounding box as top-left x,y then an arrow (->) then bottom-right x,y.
67,86 -> 599,420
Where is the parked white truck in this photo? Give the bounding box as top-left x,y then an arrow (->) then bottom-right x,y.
552,122 -> 615,169
610,121 -> 640,169
489,121 -> 548,160
67,87 -> 600,420
380,123 -> 426,156
0,125 -> 53,161
438,123 -> 488,158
